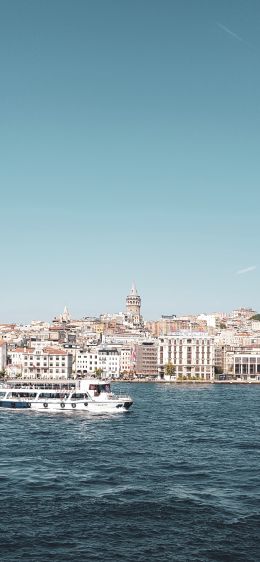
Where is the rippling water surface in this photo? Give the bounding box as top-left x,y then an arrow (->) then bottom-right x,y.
0,383 -> 260,561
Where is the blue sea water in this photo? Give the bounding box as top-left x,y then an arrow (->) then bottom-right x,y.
0,383 -> 260,562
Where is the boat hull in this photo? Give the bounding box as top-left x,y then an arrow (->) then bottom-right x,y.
0,399 -> 133,413
0,400 -> 30,409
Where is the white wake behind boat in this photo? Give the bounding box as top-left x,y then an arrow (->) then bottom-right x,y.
0,378 -> 133,413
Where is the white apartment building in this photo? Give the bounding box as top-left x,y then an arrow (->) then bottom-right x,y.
98,348 -> 120,376
158,333 -> 215,380
76,347 -> 121,377
233,351 -> 260,381
7,347 -> 73,379
119,346 -> 133,373
197,314 -> 220,329
76,349 -> 99,374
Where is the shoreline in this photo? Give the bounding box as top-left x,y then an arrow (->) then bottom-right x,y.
115,379 -> 260,385
2,377 -> 259,386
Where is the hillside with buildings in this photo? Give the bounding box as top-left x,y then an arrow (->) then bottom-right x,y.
1,286 -> 260,383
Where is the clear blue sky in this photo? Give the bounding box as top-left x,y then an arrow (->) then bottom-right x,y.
1,0 -> 260,322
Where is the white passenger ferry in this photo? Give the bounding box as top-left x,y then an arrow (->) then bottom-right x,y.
0,378 -> 133,413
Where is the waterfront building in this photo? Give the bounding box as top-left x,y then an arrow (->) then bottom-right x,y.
75,346 -> 121,377
158,333 -> 215,380
98,347 -> 121,376
75,343 -> 147,377
119,346 -> 133,374
0,341 -> 7,372
7,346 -> 73,379
75,348 -> 99,374
133,341 -> 158,377
233,349 -> 260,381
215,345 -> 237,375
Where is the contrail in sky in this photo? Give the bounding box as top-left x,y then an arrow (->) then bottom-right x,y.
217,22 -> 245,43
236,266 -> 257,275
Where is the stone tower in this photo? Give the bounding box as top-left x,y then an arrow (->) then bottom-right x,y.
126,282 -> 142,326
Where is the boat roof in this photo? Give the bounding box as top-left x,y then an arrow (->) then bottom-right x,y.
3,377 -> 111,387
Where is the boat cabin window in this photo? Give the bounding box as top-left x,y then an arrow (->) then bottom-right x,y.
89,384 -> 100,396
6,392 -> 37,399
89,384 -> 98,391
0,392 -> 6,398
100,384 -> 111,393
38,392 -> 66,399
88,384 -> 111,395
70,393 -> 85,400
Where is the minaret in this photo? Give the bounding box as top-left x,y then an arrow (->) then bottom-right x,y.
60,306 -> 71,323
126,282 -> 142,325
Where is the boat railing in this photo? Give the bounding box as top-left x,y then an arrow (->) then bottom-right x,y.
107,393 -> 132,401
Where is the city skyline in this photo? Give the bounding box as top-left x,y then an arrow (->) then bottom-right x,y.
1,0 -> 260,322
0,285 -> 258,325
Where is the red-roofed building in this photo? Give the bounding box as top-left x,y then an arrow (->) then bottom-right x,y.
7,346 -> 73,379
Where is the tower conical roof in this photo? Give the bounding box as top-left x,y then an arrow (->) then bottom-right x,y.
130,282 -> 138,296
61,305 -> 71,321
